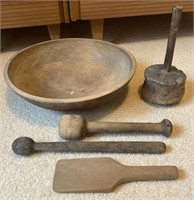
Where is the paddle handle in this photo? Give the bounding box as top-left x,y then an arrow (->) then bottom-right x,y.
121,166 -> 179,182
163,6 -> 182,71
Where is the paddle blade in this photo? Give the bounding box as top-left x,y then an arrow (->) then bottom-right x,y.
53,157 -> 123,193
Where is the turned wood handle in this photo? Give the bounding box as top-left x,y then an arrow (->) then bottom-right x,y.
34,141 -> 165,154
164,6 -> 183,71
87,119 -> 172,137
12,137 -> 166,156
121,166 -> 179,182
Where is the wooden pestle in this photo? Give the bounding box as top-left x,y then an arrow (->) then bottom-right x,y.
12,137 -> 166,156
141,6 -> 186,105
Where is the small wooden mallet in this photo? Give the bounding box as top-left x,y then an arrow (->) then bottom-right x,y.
59,115 -> 172,140
141,6 -> 186,105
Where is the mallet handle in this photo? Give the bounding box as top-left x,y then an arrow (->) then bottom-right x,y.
87,119 -> 172,137
33,141 -> 166,154
164,6 -> 182,72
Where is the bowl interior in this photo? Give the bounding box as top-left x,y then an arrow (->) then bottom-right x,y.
7,39 -> 135,99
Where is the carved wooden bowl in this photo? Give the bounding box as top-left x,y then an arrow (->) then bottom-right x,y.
4,39 -> 136,110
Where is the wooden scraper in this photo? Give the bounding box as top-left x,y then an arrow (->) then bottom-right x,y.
53,157 -> 178,193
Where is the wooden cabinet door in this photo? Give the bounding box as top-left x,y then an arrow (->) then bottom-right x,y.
1,1 -> 62,29
77,0 -> 194,20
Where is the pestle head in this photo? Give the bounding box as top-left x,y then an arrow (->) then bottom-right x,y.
12,137 -> 35,156
59,115 -> 87,140
141,64 -> 186,105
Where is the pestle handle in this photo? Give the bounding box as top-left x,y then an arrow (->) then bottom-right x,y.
164,6 -> 183,72
34,141 -> 166,154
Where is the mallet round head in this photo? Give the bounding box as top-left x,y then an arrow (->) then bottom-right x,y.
12,137 -> 35,156
59,115 -> 87,140
141,64 -> 186,105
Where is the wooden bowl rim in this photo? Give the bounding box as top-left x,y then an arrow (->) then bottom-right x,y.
4,38 -> 136,104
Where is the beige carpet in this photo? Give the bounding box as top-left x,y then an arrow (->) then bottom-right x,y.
1,13 -> 194,200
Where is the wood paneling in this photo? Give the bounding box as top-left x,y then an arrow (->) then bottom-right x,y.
79,1 -> 194,20
0,1 -> 62,29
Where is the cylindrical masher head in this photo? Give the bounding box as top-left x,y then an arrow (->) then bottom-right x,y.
141,64 -> 186,105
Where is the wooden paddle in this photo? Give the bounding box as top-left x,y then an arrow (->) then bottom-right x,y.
53,157 -> 178,193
